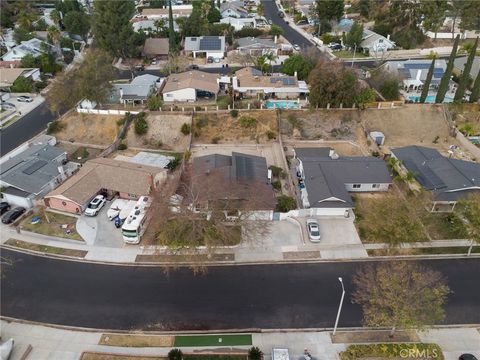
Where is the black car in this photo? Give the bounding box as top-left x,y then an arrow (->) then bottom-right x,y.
189,64 -> 199,70
1,207 -> 26,224
459,355 -> 478,360
0,202 -> 10,215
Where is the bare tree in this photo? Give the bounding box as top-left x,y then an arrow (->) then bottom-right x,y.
352,261 -> 451,337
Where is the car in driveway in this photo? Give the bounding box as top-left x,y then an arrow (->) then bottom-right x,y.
327,43 -> 343,51
84,195 -> 106,217
0,202 -> 11,215
1,207 -> 26,224
293,44 -> 301,51
306,218 -> 321,242
16,96 -> 33,102
1,102 -> 16,110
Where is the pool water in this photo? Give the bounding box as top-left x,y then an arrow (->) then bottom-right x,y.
265,100 -> 300,109
408,95 -> 453,103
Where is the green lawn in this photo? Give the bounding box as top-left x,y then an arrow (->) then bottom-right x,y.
174,334 -> 252,347
421,213 -> 468,240
334,50 -> 368,59
20,211 -> 83,241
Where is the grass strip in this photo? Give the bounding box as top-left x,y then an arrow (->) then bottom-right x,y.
368,246 -> 480,256
174,334 -> 252,347
4,239 -> 87,257
99,334 -> 174,347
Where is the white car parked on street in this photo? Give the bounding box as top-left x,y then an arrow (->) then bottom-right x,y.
84,195 -> 106,216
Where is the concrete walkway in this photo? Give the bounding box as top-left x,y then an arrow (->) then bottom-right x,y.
1,320 -> 478,360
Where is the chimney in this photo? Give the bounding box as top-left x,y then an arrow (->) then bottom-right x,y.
416,70 -> 421,81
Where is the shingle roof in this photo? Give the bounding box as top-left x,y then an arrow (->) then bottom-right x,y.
0,144 -> 65,195
46,158 -> 165,205
143,38 -> 169,56
296,147 -> 392,208
192,152 -> 276,210
237,37 -> 277,49
391,145 -> 480,202
162,70 -> 219,94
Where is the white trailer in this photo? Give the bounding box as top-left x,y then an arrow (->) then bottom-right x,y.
121,196 -> 152,244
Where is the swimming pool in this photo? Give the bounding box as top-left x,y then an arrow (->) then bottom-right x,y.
265,100 -> 300,109
408,95 -> 453,103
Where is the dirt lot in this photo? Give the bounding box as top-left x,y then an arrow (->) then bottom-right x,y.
283,141 -> 366,157
280,110 -> 361,141
126,113 -> 190,151
55,112 -> 122,145
192,111 -> 278,144
56,142 -> 104,163
362,104 -> 463,154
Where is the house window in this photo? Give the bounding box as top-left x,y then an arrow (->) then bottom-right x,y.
62,201 -> 67,206
372,184 -> 380,189
353,184 -> 361,189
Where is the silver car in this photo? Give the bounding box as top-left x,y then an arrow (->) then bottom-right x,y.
306,218 -> 321,242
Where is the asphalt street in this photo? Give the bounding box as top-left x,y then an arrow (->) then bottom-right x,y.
0,102 -> 56,156
1,249 -> 479,331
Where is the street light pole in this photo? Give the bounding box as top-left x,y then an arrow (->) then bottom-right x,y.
333,277 -> 345,336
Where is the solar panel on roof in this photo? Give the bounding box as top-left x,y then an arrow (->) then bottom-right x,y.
22,160 -> 48,175
200,37 -> 221,50
404,63 -> 430,70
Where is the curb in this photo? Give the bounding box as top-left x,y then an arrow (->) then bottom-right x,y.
2,316 -> 479,335
2,244 -> 480,267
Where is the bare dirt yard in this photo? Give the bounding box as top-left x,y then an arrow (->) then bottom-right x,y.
280,110 -> 361,141
283,141 -> 366,157
362,104 -> 462,154
126,113 -> 190,152
55,112 -> 122,145
56,142 -> 104,163
192,110 -> 278,144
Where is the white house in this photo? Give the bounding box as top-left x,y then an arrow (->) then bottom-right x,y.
110,74 -> 163,105
236,37 -> 278,56
219,17 -> 256,31
294,147 -> 392,215
360,29 -> 395,54
220,1 -> 249,18
162,70 -> 219,102
184,36 -> 226,59
2,38 -> 57,61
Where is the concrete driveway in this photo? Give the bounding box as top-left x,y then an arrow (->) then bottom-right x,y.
76,201 -> 125,248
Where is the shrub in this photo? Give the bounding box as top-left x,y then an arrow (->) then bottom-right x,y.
181,123 -> 191,135
196,115 -> 209,129
248,346 -> 263,360
230,109 -> 239,118
239,116 -> 257,127
266,130 -> 276,140
320,33 -> 341,44
168,349 -> 183,360
10,76 -> 35,93
276,195 -> 296,212
234,27 -> 264,38
117,117 -> 126,126
269,165 -> 283,177
272,180 -> 282,190
46,121 -> 64,134
147,95 -> 162,111
212,136 -> 221,144
287,114 -> 302,130
433,135 -> 440,144
118,143 -> 127,150
134,112 -> 148,135
216,95 -> 231,109
459,123 -> 476,136
167,154 -> 183,170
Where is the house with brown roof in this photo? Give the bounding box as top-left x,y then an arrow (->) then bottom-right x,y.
44,158 -> 167,214
141,6 -> 193,19
142,38 -> 169,59
0,68 -> 40,89
191,152 -> 276,211
232,67 -> 309,99
162,70 -> 219,102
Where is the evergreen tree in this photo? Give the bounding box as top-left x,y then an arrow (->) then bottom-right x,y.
454,37 -> 478,102
420,58 -> 435,103
435,34 -> 460,103
469,70 -> 480,103
168,0 -> 177,53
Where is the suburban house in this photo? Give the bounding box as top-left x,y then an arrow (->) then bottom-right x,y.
132,19 -> 156,34
142,38 -> 169,59
0,67 -> 41,90
232,67 -> 309,99
219,17 -> 256,31
162,70 -> 219,102
360,29 -> 395,54
184,36 -> 226,59
140,5 -> 193,19
191,152 -> 276,211
391,145 -> 480,212
454,56 -> 480,80
236,37 -> 278,56
2,38 -> 57,61
383,59 -> 454,100
109,74 -> 163,105
294,148 -> 392,216
0,144 -> 77,208
44,158 -> 167,214
220,1 -> 249,18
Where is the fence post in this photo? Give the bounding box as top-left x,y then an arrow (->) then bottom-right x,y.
205,106 -> 207,112
170,106 -> 173,111
339,103 -> 343,109
391,102 -> 394,108
182,107 -> 184,112
327,103 -> 330,110
228,104 -> 230,111
248,103 -> 250,110
217,106 -> 219,112
352,103 -> 356,109
261,103 -> 263,109
377,102 -> 381,109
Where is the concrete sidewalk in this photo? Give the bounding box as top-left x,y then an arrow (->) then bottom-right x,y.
1,320 -> 478,360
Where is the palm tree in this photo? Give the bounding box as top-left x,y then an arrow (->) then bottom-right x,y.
263,52 -> 278,74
